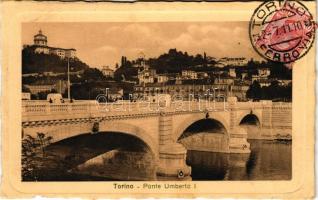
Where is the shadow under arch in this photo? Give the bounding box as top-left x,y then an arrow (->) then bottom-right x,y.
99,121 -> 158,157
28,131 -> 158,181
176,117 -> 230,154
173,113 -> 230,142
178,118 -> 227,141
239,114 -> 260,126
176,118 -> 230,177
45,131 -> 155,169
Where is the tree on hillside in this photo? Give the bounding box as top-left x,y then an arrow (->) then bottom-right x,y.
246,80 -> 292,101
22,46 -> 89,74
22,132 -> 53,180
261,81 -> 291,101
246,81 -> 262,100
268,61 -> 292,80
114,49 -> 221,75
114,66 -> 138,82
22,85 -> 31,93
82,68 -> 105,82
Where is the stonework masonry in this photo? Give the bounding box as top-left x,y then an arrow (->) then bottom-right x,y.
22,98 -> 291,179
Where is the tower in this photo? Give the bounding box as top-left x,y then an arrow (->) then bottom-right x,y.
34,30 -> 47,46
138,51 -> 146,68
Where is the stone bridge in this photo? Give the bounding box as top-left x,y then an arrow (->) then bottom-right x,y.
22,97 -> 292,180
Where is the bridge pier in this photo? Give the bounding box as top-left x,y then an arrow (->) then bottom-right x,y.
156,112 -> 191,180
259,100 -> 274,139
228,97 -> 251,154
228,127 -> 250,153
22,99 -> 292,181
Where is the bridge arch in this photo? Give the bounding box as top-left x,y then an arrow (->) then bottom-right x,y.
238,111 -> 262,140
178,118 -> 227,140
27,123 -> 159,181
98,121 -> 158,157
237,110 -> 262,127
173,112 -> 230,142
23,121 -> 158,159
239,114 -> 260,126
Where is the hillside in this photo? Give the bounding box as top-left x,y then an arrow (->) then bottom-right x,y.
22,46 -> 90,74
148,48 -> 217,74
114,48 -> 292,81
114,49 -> 217,81
114,65 -> 138,82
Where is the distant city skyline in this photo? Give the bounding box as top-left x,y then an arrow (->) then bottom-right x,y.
22,22 -> 263,70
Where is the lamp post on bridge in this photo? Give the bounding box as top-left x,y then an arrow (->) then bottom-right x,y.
105,88 -> 109,102
67,57 -> 71,101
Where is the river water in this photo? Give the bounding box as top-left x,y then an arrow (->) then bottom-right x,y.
188,139 -> 292,180
25,137 -> 291,181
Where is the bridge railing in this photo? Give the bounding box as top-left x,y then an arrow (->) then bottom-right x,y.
22,101 -> 162,116
22,101 -> 93,116
22,100 -> 292,121
95,102 -> 160,114
169,100 -> 229,112
272,102 -> 292,128
235,101 -> 264,109
22,100 -> 231,116
272,102 -> 292,108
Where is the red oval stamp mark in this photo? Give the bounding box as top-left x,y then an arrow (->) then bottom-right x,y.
249,1 -> 316,63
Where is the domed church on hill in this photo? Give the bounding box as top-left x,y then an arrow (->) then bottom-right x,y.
28,30 -> 76,59
34,30 -> 48,46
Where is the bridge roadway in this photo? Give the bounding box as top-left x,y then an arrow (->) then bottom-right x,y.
22,97 -> 292,180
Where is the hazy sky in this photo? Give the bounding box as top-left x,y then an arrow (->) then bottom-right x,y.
22,22 -> 262,69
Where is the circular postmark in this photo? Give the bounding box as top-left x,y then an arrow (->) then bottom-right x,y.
249,1 -> 316,63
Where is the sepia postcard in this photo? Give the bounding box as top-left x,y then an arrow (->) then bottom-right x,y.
0,1 -> 316,198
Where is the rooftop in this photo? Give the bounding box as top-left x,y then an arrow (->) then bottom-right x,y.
32,45 -> 76,51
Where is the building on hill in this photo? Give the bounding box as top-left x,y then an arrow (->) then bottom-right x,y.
217,57 -> 247,67
251,67 -> 271,83
133,79 -> 231,101
257,68 -> 270,77
22,70 -> 84,77
277,79 -> 292,86
181,70 -> 198,79
214,74 -> 235,85
197,72 -> 209,79
106,88 -> 124,101
156,74 -> 169,83
102,66 -> 114,78
22,93 -> 31,100
228,68 -> 236,78
24,79 -> 68,95
34,30 -> 48,46
138,64 -> 157,84
240,72 -> 248,80
25,84 -> 56,95
22,73 -> 39,77
257,79 -> 272,87
232,82 -> 250,101
27,30 -> 76,59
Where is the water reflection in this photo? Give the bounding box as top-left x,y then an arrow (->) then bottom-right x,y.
23,132 -> 155,181
72,150 -> 155,180
24,136 -> 291,181
187,139 -> 292,180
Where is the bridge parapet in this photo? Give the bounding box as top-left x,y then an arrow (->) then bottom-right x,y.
22,101 -> 159,121
235,101 -> 264,109
22,100 -> 231,122
23,100 -> 266,115
21,99 -> 292,180
22,100 -> 291,128
272,102 -> 292,108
